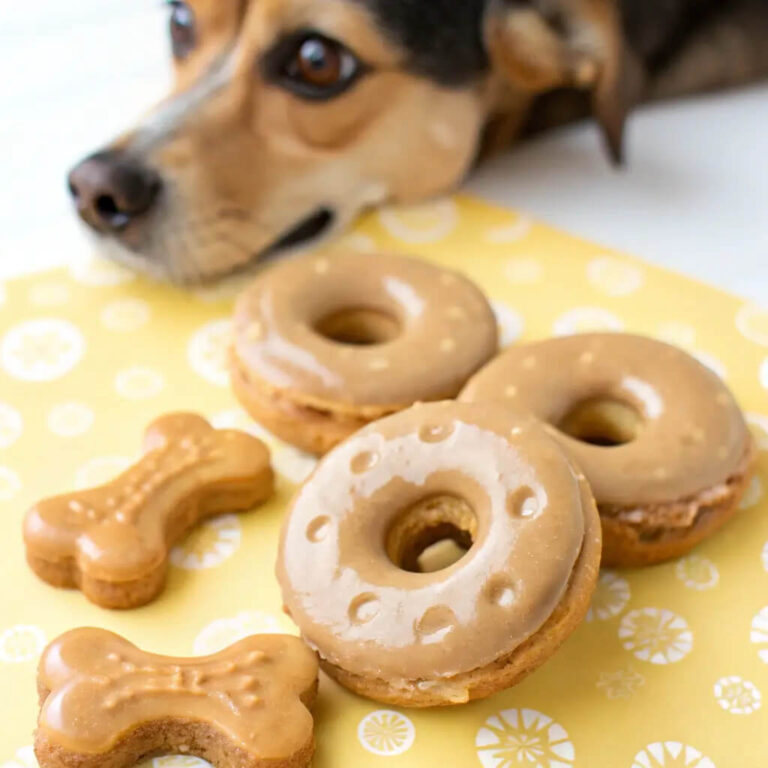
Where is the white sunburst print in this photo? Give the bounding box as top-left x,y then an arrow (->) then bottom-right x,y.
485,214 -> 532,244
170,515 -> 241,570
552,307 -> 624,337
114,366 -> 165,400
587,256 -> 644,297
69,255 -> 134,286
358,710 -> 415,756
28,281 -> 71,307
505,257 -> 543,285
586,571 -> 630,621
150,757 -> 211,768
47,402 -> 94,438
762,540 -> 768,573
0,625 -> 46,664
675,556 -> 719,590
188,319 -> 232,387
713,675 -> 762,715
0,403 -> 23,449
491,301 -> 524,348
596,667 -> 645,700
0,467 -> 22,502
0,746 -> 38,768
75,456 -> 133,490
193,611 -> 294,655
750,606 -> 768,663
1,318 -> 85,382
631,742 -> 715,768
476,708 -> 574,768
739,476 -> 763,510
619,608 -> 693,664
100,298 -> 151,332
735,302 -> 768,346
746,413 -> 768,451
378,199 -> 457,244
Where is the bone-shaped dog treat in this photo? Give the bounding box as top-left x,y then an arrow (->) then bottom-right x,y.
35,628 -> 318,768
23,412 -> 273,609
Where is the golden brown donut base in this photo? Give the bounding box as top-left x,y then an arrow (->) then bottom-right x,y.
314,489 -> 602,707
600,441 -> 756,567
34,684 -> 318,768
27,479 -> 272,610
230,354 -> 403,456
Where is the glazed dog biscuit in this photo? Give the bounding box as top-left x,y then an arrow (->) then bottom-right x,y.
23,413 -> 274,609
231,250 -> 498,454
460,333 -> 756,567
277,401 -> 601,706
35,628 -> 318,768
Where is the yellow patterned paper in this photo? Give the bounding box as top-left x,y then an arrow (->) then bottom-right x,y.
0,195 -> 766,767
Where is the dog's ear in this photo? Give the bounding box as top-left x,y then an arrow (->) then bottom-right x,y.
483,0 -> 639,163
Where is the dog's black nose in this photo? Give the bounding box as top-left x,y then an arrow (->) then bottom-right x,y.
68,151 -> 161,233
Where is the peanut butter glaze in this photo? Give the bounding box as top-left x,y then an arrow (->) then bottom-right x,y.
460,333 -> 751,506
276,401 -> 590,681
37,628 -> 317,757
232,250 -> 498,408
24,413 -> 272,582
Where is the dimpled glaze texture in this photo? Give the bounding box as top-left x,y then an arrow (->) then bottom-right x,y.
232,251 -> 498,407
277,402 -> 587,680
461,333 -> 750,506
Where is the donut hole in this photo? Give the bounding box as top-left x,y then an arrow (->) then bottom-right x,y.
314,307 -> 400,346
386,494 -> 476,573
558,397 -> 641,447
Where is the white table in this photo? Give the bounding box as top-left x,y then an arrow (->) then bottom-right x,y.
2,0 -> 766,304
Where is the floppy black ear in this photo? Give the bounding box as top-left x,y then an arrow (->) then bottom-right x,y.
483,0 -> 639,163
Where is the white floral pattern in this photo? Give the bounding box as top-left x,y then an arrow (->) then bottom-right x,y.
476,708 -> 574,768
0,467 -> 22,501
735,303 -> 768,346
100,298 -> 151,332
586,571 -> 630,621
619,608 -> 693,664
491,301 -> 524,348
505,257 -> 543,285
0,746 -> 37,768
170,515 -> 241,570
378,200 -> 457,244
596,667 -> 645,700
739,476 -> 763,509
631,742 -> 715,768
675,556 -> 719,590
485,215 -> 532,244
587,256 -> 644,296
0,404 -> 23,449
194,610 -> 293,655
0,625 -> 46,663
552,307 -> 624,336
114,366 -> 165,400
188,319 -> 232,387
656,322 -> 697,348
750,606 -> 768,663
69,256 -> 134,286
358,710 -> 415,756
713,675 -> 761,715
746,413 -> 768,450
1,319 -> 85,381
47,402 -> 94,438
28,282 -> 70,307
151,757 -> 211,767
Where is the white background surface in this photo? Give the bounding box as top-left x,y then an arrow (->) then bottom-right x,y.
1,0 -> 766,303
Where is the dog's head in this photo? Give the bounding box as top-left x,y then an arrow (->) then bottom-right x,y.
69,0 -> 629,282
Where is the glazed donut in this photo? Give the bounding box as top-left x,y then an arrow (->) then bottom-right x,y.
460,333 -> 756,567
276,401 -> 601,707
230,251 -> 498,455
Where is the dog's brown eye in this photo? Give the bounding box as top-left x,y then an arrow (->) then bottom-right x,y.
265,32 -> 364,100
295,39 -> 344,87
168,0 -> 196,60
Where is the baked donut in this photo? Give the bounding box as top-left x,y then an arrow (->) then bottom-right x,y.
230,251 -> 498,455
277,401 -> 601,707
460,333 -> 756,567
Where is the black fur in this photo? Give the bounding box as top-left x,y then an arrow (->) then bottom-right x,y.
355,0 -> 488,85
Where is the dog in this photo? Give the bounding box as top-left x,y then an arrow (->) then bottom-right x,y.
68,0 -> 768,283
